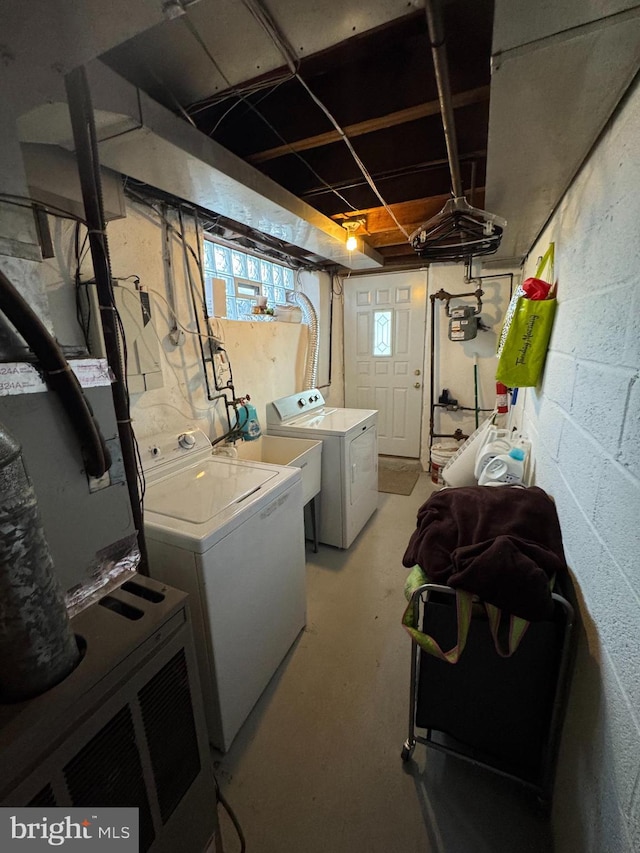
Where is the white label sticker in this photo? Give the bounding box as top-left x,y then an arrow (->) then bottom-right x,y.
0,359 -> 112,396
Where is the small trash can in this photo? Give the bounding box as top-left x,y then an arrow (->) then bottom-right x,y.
430,443 -> 459,485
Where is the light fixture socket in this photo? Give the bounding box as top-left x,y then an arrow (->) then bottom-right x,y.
342,218 -> 366,251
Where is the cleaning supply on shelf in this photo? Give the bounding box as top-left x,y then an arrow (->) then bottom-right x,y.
478,446 -> 526,486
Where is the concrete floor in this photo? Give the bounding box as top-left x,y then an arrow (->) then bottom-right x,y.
213,473 -> 553,853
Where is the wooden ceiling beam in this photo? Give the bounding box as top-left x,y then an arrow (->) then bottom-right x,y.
248,85 -> 490,164
333,189 -> 486,249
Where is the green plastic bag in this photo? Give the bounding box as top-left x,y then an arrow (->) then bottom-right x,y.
496,245 -> 557,388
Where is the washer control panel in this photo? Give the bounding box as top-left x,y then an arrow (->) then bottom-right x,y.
143,427 -> 212,474
268,388 -> 326,423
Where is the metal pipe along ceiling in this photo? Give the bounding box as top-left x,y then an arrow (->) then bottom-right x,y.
425,0 -> 464,199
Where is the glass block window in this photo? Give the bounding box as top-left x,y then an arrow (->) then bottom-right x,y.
213,245 -> 230,274
246,255 -> 260,281
260,260 -> 272,285
203,238 -> 296,321
231,251 -> 246,277
204,241 -> 216,270
263,283 -> 274,304
236,281 -> 261,299
283,267 -> 294,289
373,310 -> 392,356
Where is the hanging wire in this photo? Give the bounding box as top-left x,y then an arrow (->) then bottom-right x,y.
181,13 -> 358,213
188,68 -> 296,115
141,63 -> 198,128
0,193 -> 87,225
239,0 -> 411,240
208,76 -> 288,137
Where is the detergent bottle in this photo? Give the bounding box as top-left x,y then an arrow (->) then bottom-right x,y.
478,446 -> 526,486
474,426 -> 513,481
236,397 -> 261,441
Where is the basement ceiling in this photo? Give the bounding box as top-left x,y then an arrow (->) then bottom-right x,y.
101,0 -> 495,268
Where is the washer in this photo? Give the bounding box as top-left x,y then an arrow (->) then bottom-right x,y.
141,428 -> 306,752
266,389 -> 378,549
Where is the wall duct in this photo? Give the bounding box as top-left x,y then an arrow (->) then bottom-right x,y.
0,423 -> 80,702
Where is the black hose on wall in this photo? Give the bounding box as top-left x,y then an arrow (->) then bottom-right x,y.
0,424 -> 80,702
65,65 -> 148,572
0,268 -> 110,478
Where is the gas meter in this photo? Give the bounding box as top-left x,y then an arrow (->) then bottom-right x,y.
448,305 -> 478,341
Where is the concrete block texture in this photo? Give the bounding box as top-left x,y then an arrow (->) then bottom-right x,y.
553,620 -> 637,853
571,361 -> 635,450
538,351 -> 576,410
557,418 -> 605,519
600,655 -> 640,818
551,284 -> 639,367
629,776 -> 640,853
619,376 -> 640,478
537,399 -> 567,462
569,509 -> 640,724
593,459 -> 640,598
623,286 -> 640,369
530,78 -> 640,853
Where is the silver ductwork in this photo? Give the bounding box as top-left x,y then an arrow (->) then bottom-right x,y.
295,291 -> 319,390
0,423 -> 80,702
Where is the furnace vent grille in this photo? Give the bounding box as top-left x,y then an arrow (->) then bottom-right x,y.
63,705 -> 156,852
139,648 -> 201,823
28,784 -> 57,807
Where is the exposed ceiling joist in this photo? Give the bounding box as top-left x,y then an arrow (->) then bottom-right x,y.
248,85 -> 490,164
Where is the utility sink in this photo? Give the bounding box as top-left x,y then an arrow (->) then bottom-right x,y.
236,435 -> 322,506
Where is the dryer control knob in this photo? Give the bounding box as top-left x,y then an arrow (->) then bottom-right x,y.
178,432 -> 196,449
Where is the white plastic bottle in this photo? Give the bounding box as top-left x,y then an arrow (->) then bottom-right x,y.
478,447 -> 526,486
474,437 -> 514,481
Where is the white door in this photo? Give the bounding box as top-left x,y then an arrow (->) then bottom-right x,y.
344,272 -> 427,457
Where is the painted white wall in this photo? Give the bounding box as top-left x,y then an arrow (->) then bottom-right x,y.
419,263 -> 516,470
40,199 -> 331,444
508,80 -> 640,851
324,274 -> 345,408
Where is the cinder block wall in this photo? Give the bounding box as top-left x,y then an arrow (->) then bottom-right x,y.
513,80 -> 640,851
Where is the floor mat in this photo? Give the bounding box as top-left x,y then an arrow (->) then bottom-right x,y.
378,466 -> 420,496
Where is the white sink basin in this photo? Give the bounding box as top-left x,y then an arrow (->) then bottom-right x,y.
236,435 -> 322,506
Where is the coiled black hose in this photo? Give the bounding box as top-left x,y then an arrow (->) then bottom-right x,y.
0,268 -> 110,477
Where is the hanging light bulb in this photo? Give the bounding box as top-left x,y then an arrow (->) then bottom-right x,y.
342,218 -> 365,252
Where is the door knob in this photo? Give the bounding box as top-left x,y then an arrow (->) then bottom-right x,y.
414,369 -> 421,376
414,382 -> 421,389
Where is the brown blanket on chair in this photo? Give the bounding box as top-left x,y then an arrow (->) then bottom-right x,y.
402,486 -> 567,620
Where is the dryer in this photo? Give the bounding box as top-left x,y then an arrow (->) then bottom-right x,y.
141,428 -> 306,752
266,390 -> 378,549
